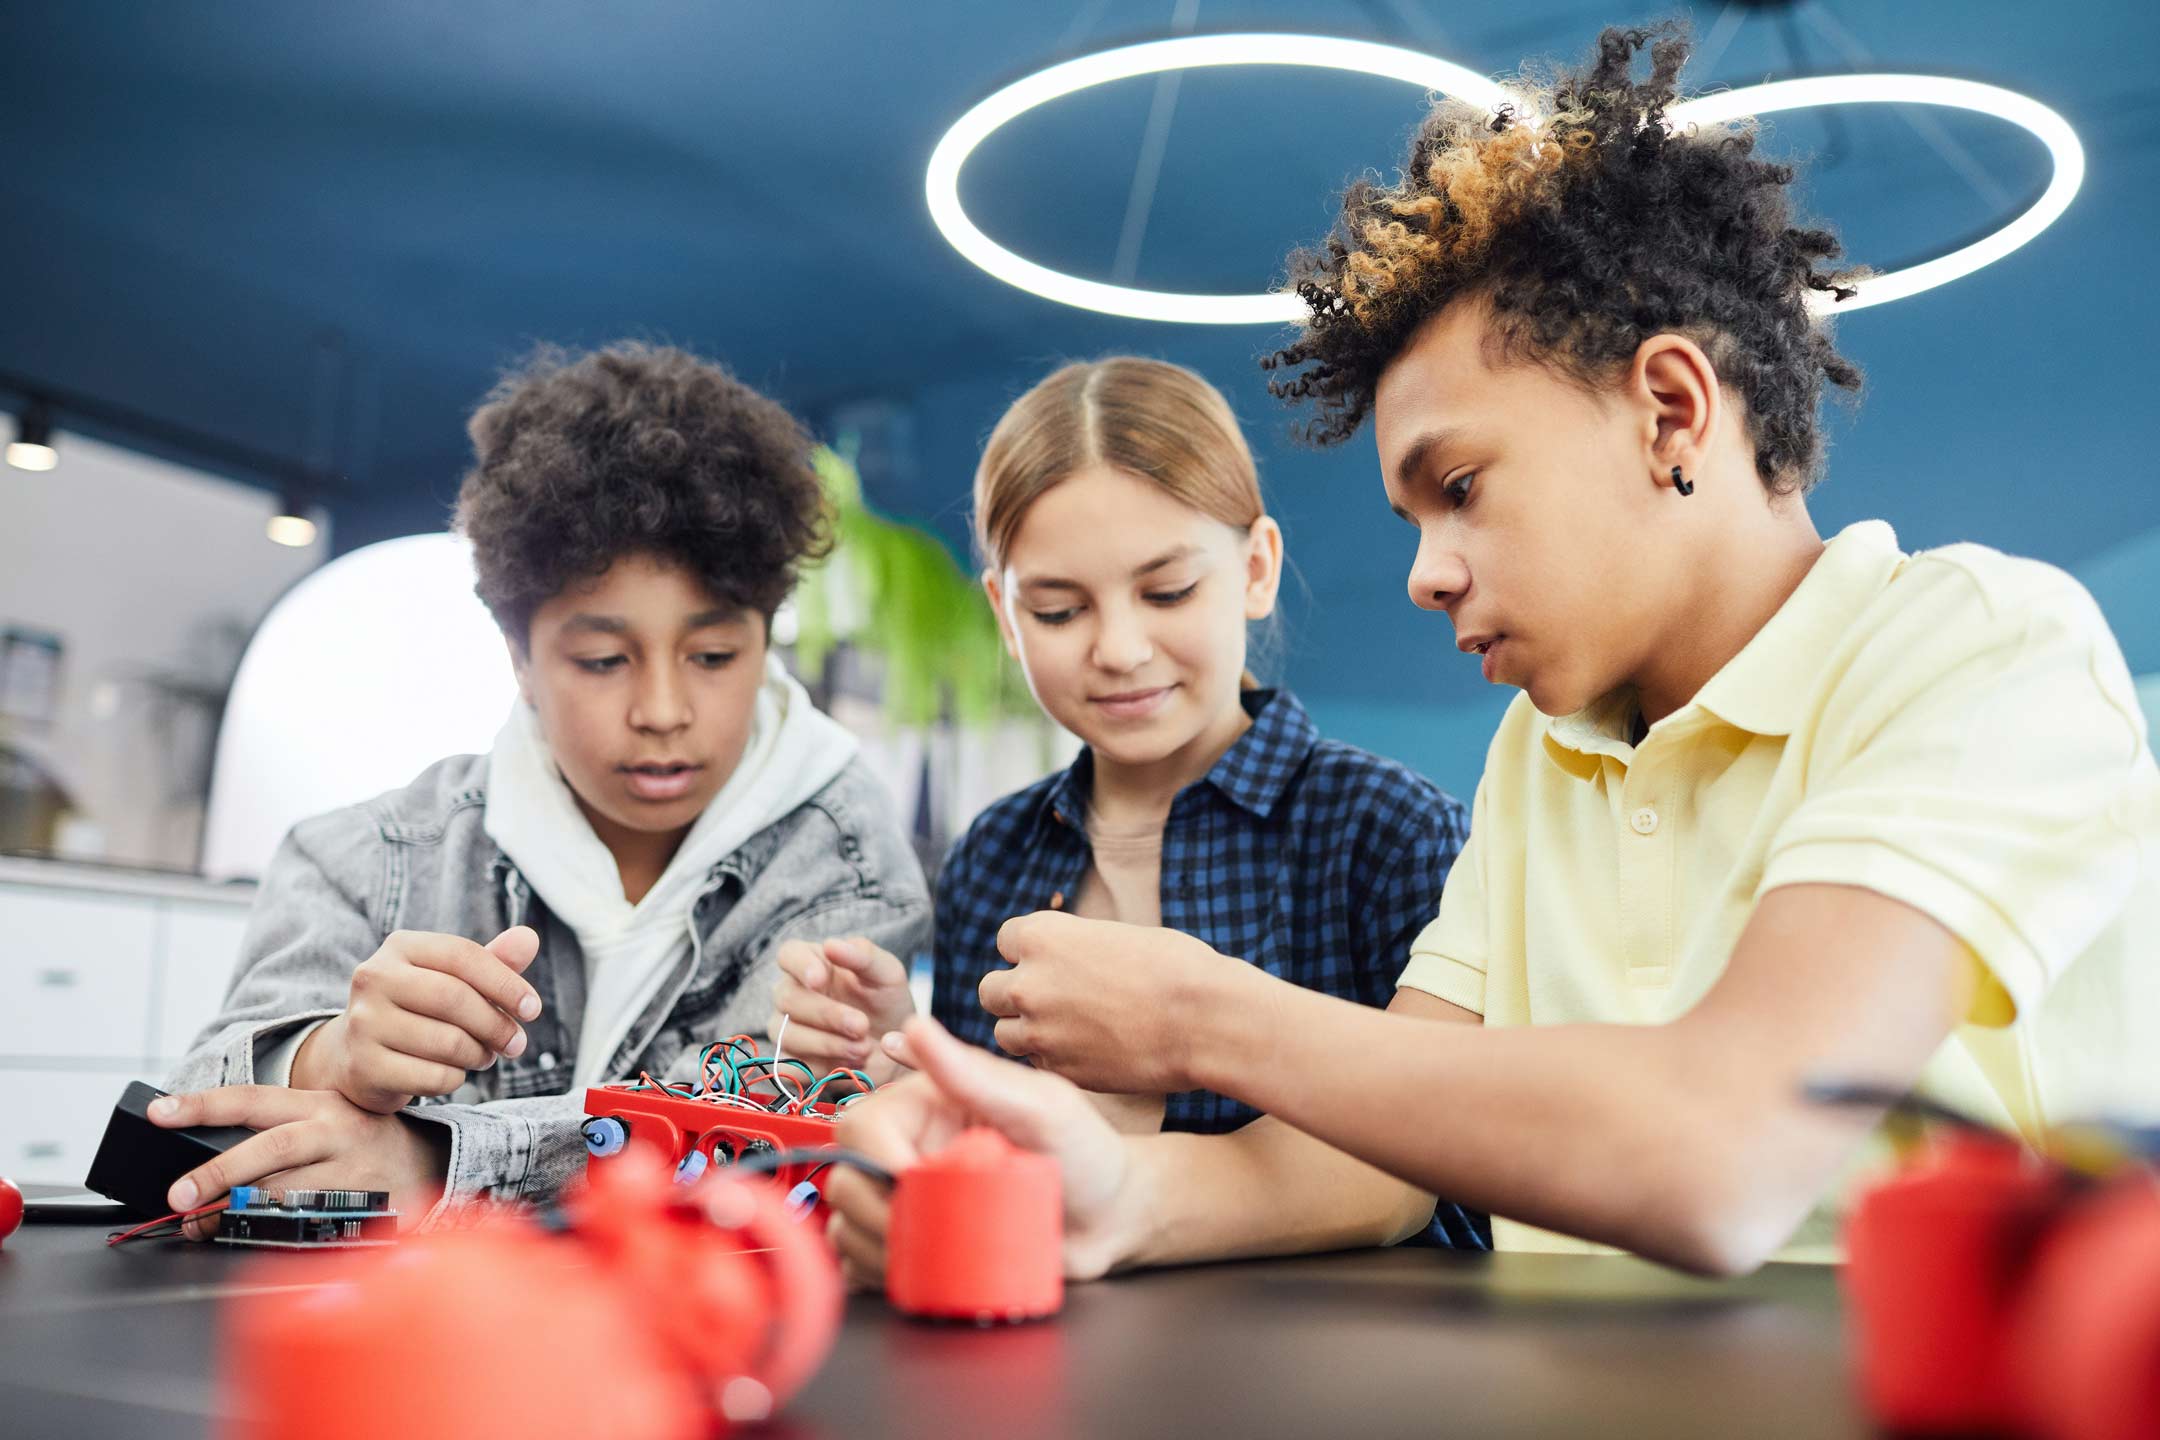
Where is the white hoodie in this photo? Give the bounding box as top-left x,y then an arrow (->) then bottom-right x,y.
484,654 -> 859,1086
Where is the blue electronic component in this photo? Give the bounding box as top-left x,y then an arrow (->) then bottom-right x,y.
675,1149 -> 709,1184
582,1115 -> 629,1158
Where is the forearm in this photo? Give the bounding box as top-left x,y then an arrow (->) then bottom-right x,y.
1084,1089 -> 1167,1136
1186,972 -> 1821,1273
1113,1115 -> 1438,1271
1199,887 -> 1977,1274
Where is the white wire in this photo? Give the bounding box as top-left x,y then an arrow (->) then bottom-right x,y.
772,1013 -> 803,1112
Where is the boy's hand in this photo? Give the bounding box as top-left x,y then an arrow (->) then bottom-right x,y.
824,1016 -> 1145,1288
978,912 -> 1263,1094
147,1086 -> 450,1238
293,927 -> 542,1113
768,936 -> 917,1084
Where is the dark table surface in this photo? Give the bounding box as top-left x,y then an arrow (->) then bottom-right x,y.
0,1189 -> 1870,1439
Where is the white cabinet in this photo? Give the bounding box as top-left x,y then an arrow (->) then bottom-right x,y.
0,861 -> 256,1188
0,887 -> 157,1060
0,1065 -> 156,1184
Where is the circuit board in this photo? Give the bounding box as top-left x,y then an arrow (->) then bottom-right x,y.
216,1186 -> 398,1249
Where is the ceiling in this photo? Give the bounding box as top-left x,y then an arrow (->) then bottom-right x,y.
5,0 -> 2156,728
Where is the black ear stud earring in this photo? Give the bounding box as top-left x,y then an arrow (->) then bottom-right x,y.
1671,465 -> 1695,497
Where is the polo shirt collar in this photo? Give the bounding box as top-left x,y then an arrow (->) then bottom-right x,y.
1543,688 -> 1640,780
1544,520 -> 1906,776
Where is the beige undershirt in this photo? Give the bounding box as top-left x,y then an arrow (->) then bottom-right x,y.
1070,816 -> 1171,1135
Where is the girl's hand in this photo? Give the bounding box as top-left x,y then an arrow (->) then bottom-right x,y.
825,1015 -> 1148,1288
147,1086 -> 450,1238
768,936 -> 918,1084
293,927 -> 542,1113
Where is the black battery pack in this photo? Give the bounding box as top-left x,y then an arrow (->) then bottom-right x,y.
83,1081 -> 253,1217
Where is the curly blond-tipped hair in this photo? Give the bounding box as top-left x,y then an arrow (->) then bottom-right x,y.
1265,23 -> 1863,492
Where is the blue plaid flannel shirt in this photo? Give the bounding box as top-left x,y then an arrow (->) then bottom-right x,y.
929,688 -> 1488,1248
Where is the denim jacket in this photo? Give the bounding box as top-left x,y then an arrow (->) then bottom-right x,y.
166,751 -> 930,1218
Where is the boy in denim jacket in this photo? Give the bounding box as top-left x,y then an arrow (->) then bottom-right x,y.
155,344 -> 929,1228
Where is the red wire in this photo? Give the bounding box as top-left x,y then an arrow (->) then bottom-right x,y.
107,1198 -> 231,1247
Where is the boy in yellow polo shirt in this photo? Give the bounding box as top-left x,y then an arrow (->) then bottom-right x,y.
820,24 -> 2158,1278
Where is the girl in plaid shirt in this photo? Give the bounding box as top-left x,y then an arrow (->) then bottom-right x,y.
772,357 -> 1484,1248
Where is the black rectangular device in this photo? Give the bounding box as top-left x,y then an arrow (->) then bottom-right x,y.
83,1080 -> 252,1217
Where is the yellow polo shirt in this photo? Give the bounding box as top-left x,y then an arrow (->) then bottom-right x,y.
1399,521 -> 2160,1258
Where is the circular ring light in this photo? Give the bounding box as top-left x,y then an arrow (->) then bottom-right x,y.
925,34 -> 1510,325
926,38 -> 2085,323
1668,76 -> 2085,312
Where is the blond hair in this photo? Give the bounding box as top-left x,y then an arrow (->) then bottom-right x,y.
974,358 -> 1271,688
973,357 -> 1262,569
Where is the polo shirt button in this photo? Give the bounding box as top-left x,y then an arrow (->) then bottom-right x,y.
1630,807 -> 1659,836
537,1052 -> 558,1070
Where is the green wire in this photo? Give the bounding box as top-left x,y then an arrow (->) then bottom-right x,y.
795,1070 -> 877,1108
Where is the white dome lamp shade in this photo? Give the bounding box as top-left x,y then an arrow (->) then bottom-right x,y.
200,533 -> 518,880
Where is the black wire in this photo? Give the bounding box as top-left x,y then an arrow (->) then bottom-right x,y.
733,1056 -> 813,1073
725,1146 -> 894,1187
1801,1079 -> 1994,1133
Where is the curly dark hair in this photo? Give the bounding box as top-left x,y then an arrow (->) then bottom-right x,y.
1264,23 -> 1863,492
453,342 -> 832,644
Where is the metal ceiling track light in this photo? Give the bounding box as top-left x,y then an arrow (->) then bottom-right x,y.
6,400 -> 58,471
267,490 -> 319,548
0,368 -> 338,547
925,33 -> 2085,324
